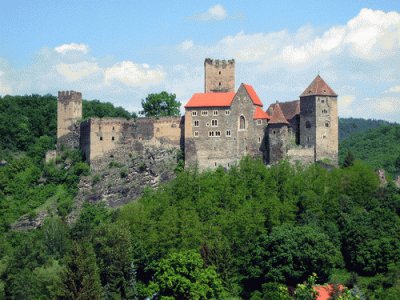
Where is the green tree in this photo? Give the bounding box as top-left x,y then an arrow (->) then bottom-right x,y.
293,273 -> 319,300
146,250 -> 226,299
63,241 -> 103,300
343,151 -> 355,168
140,92 -> 181,117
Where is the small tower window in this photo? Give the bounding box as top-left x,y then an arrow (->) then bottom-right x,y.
306,121 -> 311,129
219,71 -> 221,75
258,137 -> 261,143
219,82 -> 221,86
257,119 -> 262,125
325,122 -> 330,127
112,136 -> 115,141
226,130 -> 231,137
240,116 -> 246,129
100,136 -> 103,141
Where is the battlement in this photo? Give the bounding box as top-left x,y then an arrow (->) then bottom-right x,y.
58,90 -> 82,102
204,58 -> 235,66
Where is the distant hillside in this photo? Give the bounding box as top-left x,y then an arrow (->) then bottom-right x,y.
339,117 -> 394,141
339,124 -> 400,176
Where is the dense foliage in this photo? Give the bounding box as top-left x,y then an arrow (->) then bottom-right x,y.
1,94 -> 400,298
339,118 -> 394,141
140,91 -> 181,117
339,124 -> 400,177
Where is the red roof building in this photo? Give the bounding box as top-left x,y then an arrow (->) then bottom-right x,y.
314,284 -> 344,300
253,106 -> 271,120
184,92 -> 235,108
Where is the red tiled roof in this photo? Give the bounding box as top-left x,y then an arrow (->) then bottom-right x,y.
253,106 -> 271,120
184,92 -> 235,108
243,84 -> 263,106
300,75 -> 337,97
268,103 -> 289,125
314,285 -> 344,300
267,100 -> 300,121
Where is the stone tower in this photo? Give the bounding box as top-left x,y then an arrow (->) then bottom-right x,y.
267,103 -> 290,164
204,58 -> 235,93
57,90 -> 82,149
299,75 -> 338,165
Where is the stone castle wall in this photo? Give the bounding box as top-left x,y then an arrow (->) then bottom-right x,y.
80,116 -> 182,169
204,58 -> 235,93
287,146 -> 315,165
185,85 -> 266,170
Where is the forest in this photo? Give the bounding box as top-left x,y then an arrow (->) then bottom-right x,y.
0,94 -> 399,299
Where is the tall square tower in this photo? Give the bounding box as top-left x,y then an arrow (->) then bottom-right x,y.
204,58 -> 235,93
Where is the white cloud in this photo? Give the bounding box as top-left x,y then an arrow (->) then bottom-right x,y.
54,43 -> 89,54
0,70 -> 12,95
178,40 -> 194,52
355,97 -> 400,118
385,85 -> 400,93
191,4 -> 228,22
56,62 -> 101,81
104,61 -> 165,88
339,95 -> 355,116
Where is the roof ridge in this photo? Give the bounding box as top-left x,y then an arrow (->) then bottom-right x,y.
268,103 -> 289,125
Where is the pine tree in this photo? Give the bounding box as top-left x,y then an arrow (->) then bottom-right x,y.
63,241 -> 103,300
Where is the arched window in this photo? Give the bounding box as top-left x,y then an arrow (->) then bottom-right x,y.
240,116 -> 246,129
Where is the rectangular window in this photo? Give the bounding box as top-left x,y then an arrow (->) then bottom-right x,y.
192,111 -> 198,116
208,131 -> 214,137
211,119 -> 218,127
225,110 -> 230,115
215,131 -> 221,137
194,120 -> 199,127
258,137 -> 261,143
213,110 -> 218,116
257,119 -> 262,125
194,131 -> 199,137
201,111 -> 208,116
226,129 -> 231,137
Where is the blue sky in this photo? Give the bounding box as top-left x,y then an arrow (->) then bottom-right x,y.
1,1 -> 400,121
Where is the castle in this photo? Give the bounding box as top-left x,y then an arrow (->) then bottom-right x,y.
56,58 -> 338,170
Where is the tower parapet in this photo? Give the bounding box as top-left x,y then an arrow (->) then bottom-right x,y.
204,58 -> 235,93
57,90 -> 82,149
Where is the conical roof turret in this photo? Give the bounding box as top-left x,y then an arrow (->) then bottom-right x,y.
268,103 -> 289,125
300,75 -> 337,97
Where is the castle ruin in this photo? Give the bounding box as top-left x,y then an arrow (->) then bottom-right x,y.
56,58 -> 338,170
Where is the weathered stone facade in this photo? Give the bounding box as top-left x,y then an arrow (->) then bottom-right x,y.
57,91 -> 82,149
56,59 -> 338,172
204,58 -> 235,93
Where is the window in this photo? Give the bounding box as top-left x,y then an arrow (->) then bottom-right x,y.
226,130 -> 231,137
208,131 -> 214,137
225,110 -> 230,115
257,119 -> 262,125
219,71 -> 221,75
322,109 -> 328,114
307,136 -> 311,142
192,111 -> 198,116
258,137 -> 261,143
306,121 -> 311,129
194,131 -> 199,137
273,130 -> 276,135
215,131 -> 221,137
194,120 -> 199,127
100,136 -> 103,141
321,99 -> 325,103
239,116 -> 246,129
211,119 -> 218,127
112,136 -> 115,141
213,110 -> 218,116
219,82 -> 221,86
112,126 -> 115,130
201,111 -> 208,116
325,122 -> 330,127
